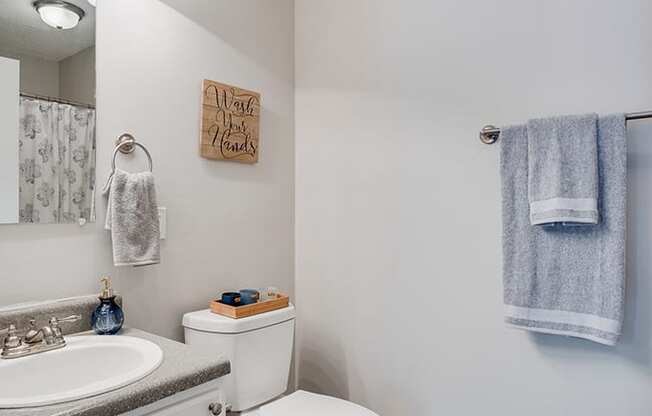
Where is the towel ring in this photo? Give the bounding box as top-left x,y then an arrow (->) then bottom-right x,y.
112,133 -> 153,173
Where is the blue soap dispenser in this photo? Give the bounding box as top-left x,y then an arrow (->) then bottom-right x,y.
91,277 -> 124,335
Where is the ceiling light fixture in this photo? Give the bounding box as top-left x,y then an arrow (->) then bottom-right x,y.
87,0 -> 96,6
33,0 -> 85,30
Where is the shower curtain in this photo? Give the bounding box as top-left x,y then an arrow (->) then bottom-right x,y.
18,97 -> 96,224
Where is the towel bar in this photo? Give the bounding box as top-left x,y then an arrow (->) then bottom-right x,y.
479,110 -> 652,144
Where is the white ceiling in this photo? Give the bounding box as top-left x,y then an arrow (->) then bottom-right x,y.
0,0 -> 95,62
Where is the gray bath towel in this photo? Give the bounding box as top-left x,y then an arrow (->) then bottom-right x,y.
501,114 -> 626,346
527,114 -> 599,226
103,169 -> 160,267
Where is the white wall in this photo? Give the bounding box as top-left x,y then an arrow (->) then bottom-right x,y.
0,47 -> 95,104
12,53 -> 60,97
60,46 -> 96,105
0,57 -> 19,224
295,1 -> 652,415
0,0 -> 295,342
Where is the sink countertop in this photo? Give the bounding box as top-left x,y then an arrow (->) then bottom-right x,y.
0,328 -> 230,416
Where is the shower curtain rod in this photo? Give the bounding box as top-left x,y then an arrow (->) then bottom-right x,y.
479,110 -> 652,144
20,92 -> 95,110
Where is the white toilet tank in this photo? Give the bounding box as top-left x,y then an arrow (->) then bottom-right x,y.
183,305 -> 295,412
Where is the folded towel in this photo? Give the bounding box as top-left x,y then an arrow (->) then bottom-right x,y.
501,114 -> 626,346
527,114 -> 599,226
103,169 -> 160,267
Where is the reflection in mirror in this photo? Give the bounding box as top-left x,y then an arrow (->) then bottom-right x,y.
0,0 -> 96,224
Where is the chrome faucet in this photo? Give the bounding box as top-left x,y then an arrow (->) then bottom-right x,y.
0,315 -> 81,359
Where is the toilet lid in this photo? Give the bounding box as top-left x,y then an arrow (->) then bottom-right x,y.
260,390 -> 378,416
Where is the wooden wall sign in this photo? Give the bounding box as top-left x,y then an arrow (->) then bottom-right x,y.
200,79 -> 260,163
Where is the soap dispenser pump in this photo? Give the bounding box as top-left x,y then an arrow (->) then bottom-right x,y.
91,277 -> 124,335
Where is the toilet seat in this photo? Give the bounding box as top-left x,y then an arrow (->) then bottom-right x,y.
259,390 -> 378,416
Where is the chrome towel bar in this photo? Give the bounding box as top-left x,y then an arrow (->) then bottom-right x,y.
479,110 -> 652,144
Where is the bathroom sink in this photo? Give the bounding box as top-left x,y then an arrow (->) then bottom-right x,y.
0,335 -> 163,408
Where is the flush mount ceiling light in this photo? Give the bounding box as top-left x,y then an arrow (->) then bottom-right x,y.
33,0 -> 85,30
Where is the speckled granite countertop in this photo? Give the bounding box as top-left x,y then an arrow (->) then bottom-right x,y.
0,328 -> 230,416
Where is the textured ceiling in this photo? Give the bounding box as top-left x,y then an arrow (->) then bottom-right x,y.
0,0 -> 95,62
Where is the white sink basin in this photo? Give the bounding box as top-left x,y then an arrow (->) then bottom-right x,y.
0,335 -> 163,408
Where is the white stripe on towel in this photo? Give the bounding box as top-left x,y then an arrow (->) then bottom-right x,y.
538,217 -> 597,224
530,197 -> 597,215
504,305 -> 620,334
505,324 -> 617,346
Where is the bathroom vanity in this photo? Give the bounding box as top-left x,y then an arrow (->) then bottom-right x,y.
0,298 -> 230,416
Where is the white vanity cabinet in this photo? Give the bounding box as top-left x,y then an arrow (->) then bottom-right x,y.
123,380 -> 226,416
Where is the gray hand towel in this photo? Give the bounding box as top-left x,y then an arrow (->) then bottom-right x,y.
102,169 -> 160,267
527,114 -> 599,226
501,114 -> 626,346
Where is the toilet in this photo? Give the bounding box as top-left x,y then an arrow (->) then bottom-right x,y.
182,305 -> 377,415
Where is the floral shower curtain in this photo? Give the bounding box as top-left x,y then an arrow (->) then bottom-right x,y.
18,97 -> 96,224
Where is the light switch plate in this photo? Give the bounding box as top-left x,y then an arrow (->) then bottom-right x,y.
158,207 -> 167,240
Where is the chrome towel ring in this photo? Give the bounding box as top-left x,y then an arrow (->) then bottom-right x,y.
112,133 -> 153,173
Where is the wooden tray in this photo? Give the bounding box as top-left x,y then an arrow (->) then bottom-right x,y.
210,293 -> 289,319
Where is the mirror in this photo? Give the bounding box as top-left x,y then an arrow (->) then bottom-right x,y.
0,0 -> 96,225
